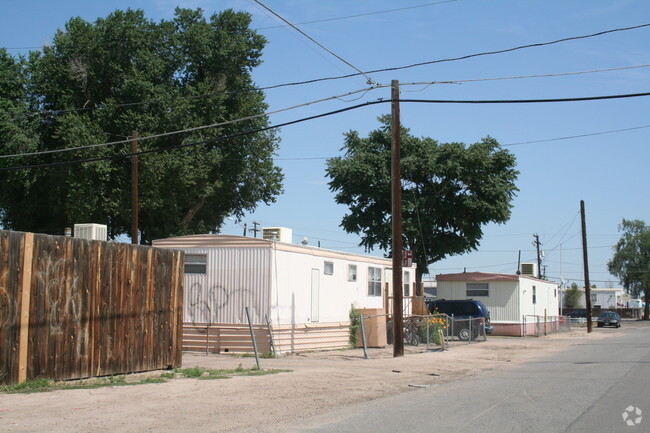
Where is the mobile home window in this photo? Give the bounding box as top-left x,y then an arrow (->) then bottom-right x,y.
185,254 -> 206,274
368,267 -> 382,297
403,272 -> 411,297
347,264 -> 357,282
466,282 -> 489,297
324,261 -> 334,275
533,286 -> 537,304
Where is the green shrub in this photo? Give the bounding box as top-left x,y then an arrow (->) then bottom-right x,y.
349,304 -> 361,347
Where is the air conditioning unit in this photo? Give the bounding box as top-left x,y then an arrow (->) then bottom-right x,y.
74,223 -> 108,241
262,227 -> 292,243
520,263 -> 538,277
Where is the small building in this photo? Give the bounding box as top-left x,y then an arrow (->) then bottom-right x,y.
560,287 -> 625,310
422,279 -> 437,299
154,234 -> 417,352
436,272 -> 559,336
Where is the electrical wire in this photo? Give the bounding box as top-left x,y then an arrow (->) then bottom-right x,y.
0,86 -> 380,159
251,0 -> 377,86
397,91 -> 650,104
261,23 -> 650,89
2,90 -> 650,170
256,0 -> 458,30
2,61 -> 646,121
401,64 -> 650,89
502,124 -> 650,147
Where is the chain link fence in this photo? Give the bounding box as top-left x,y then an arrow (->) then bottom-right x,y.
228,312 -> 491,359
522,315 -> 572,337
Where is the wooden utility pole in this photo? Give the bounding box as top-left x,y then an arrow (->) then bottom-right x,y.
130,131 -> 139,245
250,221 -> 260,238
581,200 -> 593,333
533,234 -> 542,278
391,80 -> 404,357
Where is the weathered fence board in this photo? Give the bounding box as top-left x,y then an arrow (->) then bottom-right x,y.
182,322 -> 271,354
0,230 -> 184,385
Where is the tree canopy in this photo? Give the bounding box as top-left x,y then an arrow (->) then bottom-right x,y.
608,219 -> 650,319
564,284 -> 583,309
326,115 -> 519,281
0,8 -> 283,243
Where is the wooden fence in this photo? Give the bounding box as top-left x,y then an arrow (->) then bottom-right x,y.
0,230 -> 184,385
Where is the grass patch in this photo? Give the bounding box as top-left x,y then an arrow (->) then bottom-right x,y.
1,366 -> 291,394
179,366 -> 203,378
238,352 -> 277,359
0,375 -> 164,394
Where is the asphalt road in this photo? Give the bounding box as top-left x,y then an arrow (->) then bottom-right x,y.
297,321 -> 650,433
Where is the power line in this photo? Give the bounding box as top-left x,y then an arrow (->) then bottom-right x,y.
2,61 -> 647,122
398,91 -> 650,104
5,1 -> 460,50
3,91 -> 649,170
251,0 -> 376,86
401,64 -> 650,90
256,0 -> 458,30
0,86 -> 379,159
261,23 -> 650,89
503,124 -> 650,147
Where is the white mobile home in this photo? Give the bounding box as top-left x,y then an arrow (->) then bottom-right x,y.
560,288 -> 624,310
436,272 -> 559,336
153,234 -> 415,326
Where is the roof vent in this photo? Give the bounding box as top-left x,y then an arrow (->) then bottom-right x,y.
520,263 -> 538,277
262,227 -> 292,243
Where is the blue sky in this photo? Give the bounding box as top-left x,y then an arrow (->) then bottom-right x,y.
2,0 -> 649,288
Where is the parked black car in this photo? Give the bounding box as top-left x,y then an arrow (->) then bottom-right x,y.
597,311 -> 621,328
426,299 -> 494,340
567,309 -> 588,318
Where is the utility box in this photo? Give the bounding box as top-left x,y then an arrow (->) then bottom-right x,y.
74,223 -> 108,241
262,227 -> 292,243
355,308 -> 387,348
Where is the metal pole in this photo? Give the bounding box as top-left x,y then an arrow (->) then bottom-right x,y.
359,313 -> 368,359
581,200 -> 593,333
391,79 -> 404,357
245,307 -> 261,369
205,324 -> 209,356
265,313 -> 277,357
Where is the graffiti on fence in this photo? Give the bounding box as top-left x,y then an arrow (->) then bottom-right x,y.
34,253 -> 85,356
0,271 -> 17,329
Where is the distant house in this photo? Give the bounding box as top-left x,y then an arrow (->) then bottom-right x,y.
436,272 -> 559,336
560,287 -> 625,310
422,279 -> 437,299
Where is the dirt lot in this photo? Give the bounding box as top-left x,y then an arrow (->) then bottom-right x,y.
1,322 -> 641,433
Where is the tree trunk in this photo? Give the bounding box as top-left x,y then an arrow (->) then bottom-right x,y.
180,197 -> 206,232
644,286 -> 650,320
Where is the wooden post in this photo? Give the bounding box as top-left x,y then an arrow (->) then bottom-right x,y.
391,80 -> 404,357
17,232 -> 34,383
245,307 -> 261,369
131,131 -> 139,245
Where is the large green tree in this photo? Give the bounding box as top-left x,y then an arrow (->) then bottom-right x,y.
608,219 -> 650,319
0,8 -> 283,243
326,115 -> 518,282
